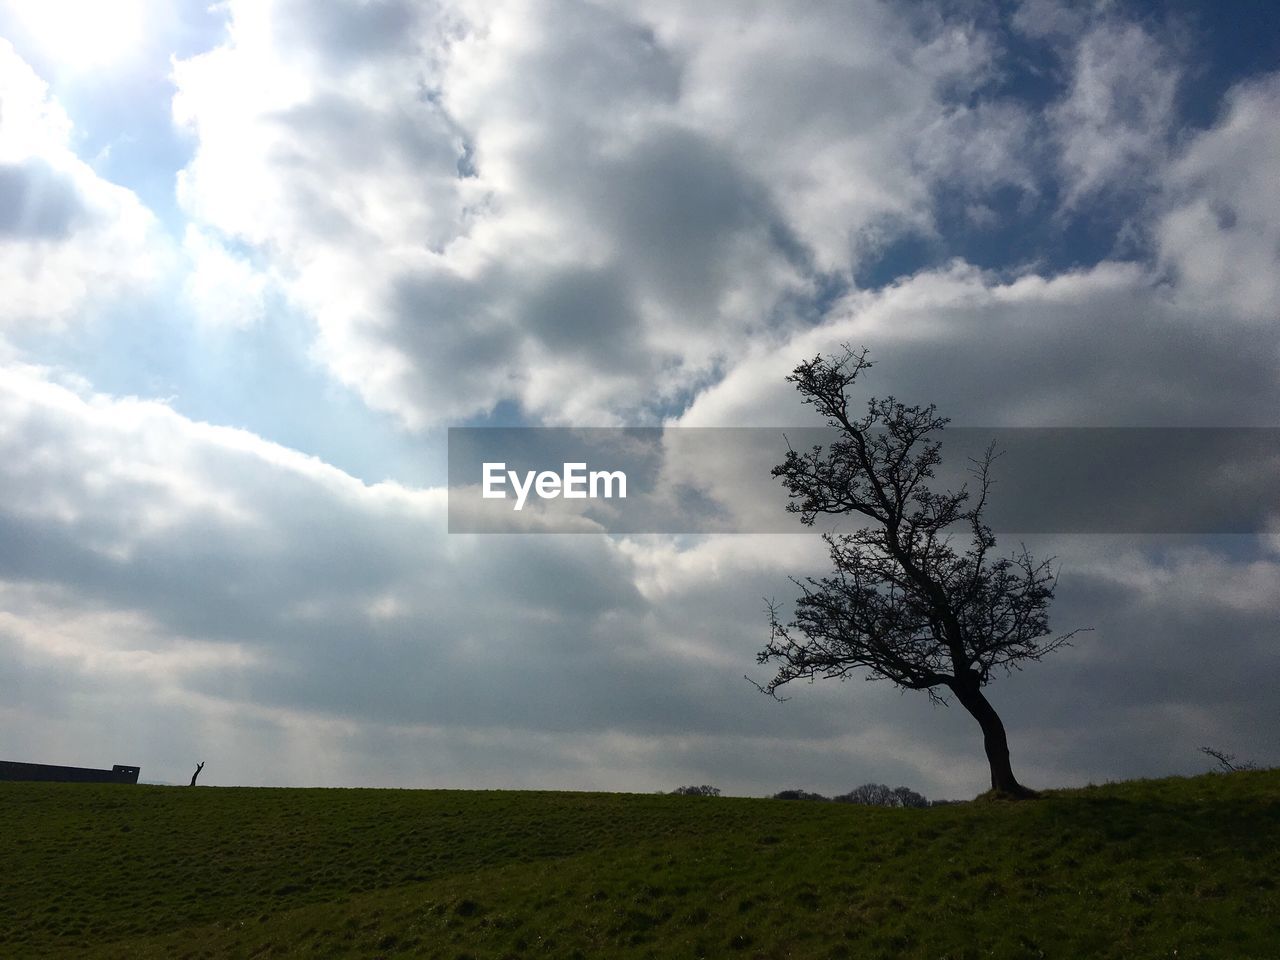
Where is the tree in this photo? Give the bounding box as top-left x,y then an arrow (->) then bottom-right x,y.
189,761 -> 205,787
755,347 -> 1084,798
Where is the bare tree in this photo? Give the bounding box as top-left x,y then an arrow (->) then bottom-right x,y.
1199,746 -> 1258,773
755,347 -> 1085,797
189,761 -> 205,787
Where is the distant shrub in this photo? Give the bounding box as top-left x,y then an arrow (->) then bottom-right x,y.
833,784 -> 929,808
771,789 -> 829,801
671,785 -> 721,797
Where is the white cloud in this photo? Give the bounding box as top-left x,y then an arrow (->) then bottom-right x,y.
678,257 -> 1280,431
0,40 -> 166,331
621,0 -> 1001,268
169,0 -> 1038,428
1011,0 -> 1087,40
1048,19 -> 1179,206
1157,73 -> 1280,324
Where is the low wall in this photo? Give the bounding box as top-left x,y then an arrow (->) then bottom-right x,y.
0,760 -> 141,784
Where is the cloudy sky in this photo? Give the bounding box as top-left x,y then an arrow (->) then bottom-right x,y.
1,0 -> 1277,797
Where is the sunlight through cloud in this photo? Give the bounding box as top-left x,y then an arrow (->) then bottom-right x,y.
9,0 -> 146,69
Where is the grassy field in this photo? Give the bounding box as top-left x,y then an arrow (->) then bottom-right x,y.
2,771 -> 1277,959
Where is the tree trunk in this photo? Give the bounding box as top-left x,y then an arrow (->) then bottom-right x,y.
952,682 -> 1035,797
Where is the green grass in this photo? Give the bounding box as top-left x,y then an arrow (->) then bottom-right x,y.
2,771 -> 1277,958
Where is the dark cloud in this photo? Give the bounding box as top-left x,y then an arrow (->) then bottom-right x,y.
519,267 -> 643,368
3,372 -> 1277,794
271,0 -> 428,64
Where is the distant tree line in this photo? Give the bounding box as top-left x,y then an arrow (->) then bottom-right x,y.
774,783 -> 929,808
670,782 -> 958,806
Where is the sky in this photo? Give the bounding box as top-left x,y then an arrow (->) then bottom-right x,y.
0,0 -> 1277,797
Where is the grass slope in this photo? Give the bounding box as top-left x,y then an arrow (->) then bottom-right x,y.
2,771 -> 1277,958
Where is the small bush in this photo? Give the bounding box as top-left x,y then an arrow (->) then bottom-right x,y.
771,789 -> 829,801
670,785 -> 721,797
